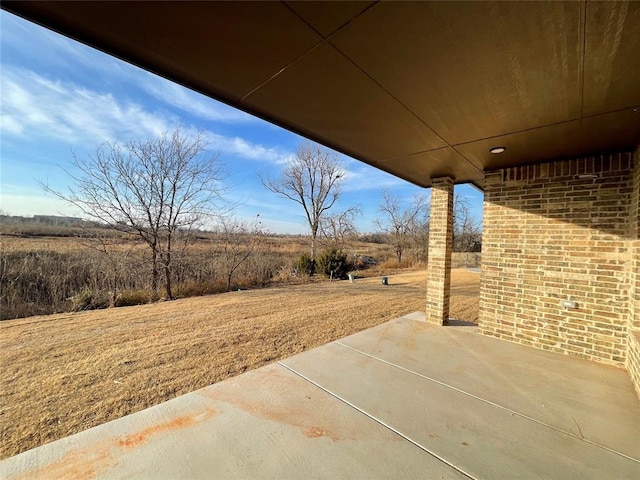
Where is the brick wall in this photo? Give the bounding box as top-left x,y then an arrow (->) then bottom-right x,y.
426,177 -> 454,325
627,147 -> 640,396
480,152 -> 635,366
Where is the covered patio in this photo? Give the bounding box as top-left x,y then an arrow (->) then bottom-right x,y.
1,2 -> 639,477
3,3 -> 638,363
2,313 -> 638,478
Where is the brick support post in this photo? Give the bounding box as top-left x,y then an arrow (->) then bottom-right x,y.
426,176 -> 454,325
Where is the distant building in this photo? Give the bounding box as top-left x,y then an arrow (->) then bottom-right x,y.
32,215 -> 83,225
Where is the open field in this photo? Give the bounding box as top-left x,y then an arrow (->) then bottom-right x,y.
0,268 -> 479,459
0,233 -> 397,320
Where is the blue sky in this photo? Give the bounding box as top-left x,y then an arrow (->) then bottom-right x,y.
0,11 -> 483,234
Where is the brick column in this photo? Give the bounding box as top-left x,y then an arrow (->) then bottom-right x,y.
426,176 -> 454,325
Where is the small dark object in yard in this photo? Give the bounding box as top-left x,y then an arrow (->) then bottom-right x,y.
381,276 -> 388,285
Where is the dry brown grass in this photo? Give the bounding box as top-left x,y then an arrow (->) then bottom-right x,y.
0,268 -> 479,459
0,234 -> 386,256
1,236 -> 81,253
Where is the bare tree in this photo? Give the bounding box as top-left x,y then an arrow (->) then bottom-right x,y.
408,204 -> 430,263
45,129 -> 225,300
375,191 -> 429,264
453,195 -> 482,252
319,206 -> 360,248
215,216 -> 266,292
262,141 -> 344,260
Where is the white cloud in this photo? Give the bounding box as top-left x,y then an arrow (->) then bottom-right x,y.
2,11 -> 128,82
141,75 -> 256,124
3,11 -> 257,125
0,193 -> 83,218
0,114 -> 23,136
207,134 -> 293,164
0,66 -> 290,165
253,218 -> 307,235
340,162 -> 407,192
1,66 -> 172,145
2,13 -> 297,166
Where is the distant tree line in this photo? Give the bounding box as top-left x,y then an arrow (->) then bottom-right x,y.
0,129 -> 482,320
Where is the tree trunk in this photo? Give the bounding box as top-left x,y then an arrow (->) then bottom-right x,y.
311,223 -> 318,261
164,246 -> 172,300
164,261 -> 172,299
110,269 -> 118,307
151,249 -> 159,301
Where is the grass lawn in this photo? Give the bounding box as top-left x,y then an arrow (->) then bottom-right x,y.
0,268 -> 479,459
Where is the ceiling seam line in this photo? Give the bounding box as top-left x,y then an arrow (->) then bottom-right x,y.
580,0 -> 587,120
327,42 -> 484,178
282,0 -> 380,41
372,161 -> 485,188
239,38 -> 327,103
280,0 -> 325,38
382,146 -> 459,162
582,104 -> 640,119
361,157 -> 482,189
328,44 -> 450,147
378,146 -> 484,175
578,0 -> 588,154
451,146 -> 485,176
452,104 -> 639,148
454,119 -> 582,147
241,0 -> 380,103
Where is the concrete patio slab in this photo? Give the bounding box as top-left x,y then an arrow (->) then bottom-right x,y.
2,313 -> 638,479
0,363 -> 465,480
337,312 -> 640,459
282,347 -> 638,478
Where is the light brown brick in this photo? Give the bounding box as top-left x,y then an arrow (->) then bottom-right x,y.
480,151 -> 637,369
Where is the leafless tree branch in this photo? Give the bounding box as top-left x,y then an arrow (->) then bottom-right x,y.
43,129 -> 227,300
261,141 -> 345,260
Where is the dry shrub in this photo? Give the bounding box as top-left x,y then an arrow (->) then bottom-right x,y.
412,260 -> 428,270
351,257 -> 424,279
70,289 -> 111,312
174,280 -> 226,298
114,289 -> 151,307
271,265 -> 299,283
378,258 -> 413,270
316,247 -> 351,279
1,233 -> 470,320
0,250 -> 95,319
295,253 -> 316,276
173,280 -> 209,298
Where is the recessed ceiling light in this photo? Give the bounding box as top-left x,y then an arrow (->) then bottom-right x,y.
577,173 -> 599,179
489,147 -> 506,154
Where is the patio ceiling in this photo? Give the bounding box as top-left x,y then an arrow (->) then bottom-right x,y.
3,1 -> 639,189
